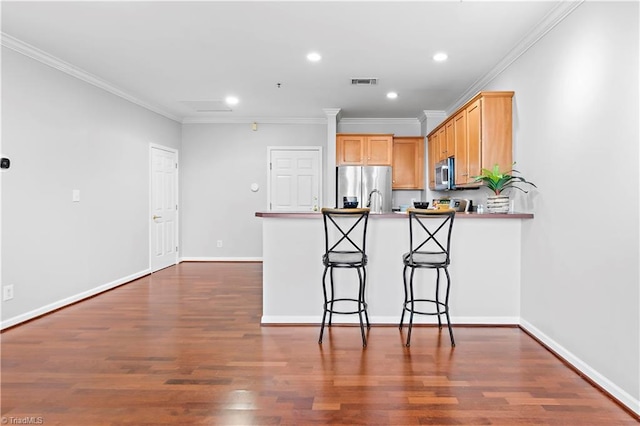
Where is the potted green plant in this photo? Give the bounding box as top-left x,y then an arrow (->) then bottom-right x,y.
473,163 -> 537,213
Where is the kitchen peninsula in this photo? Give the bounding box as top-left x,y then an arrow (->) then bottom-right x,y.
256,211 -> 533,325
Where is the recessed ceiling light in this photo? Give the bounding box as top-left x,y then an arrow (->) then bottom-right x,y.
225,96 -> 239,105
386,92 -> 398,99
433,52 -> 448,62
306,52 -> 322,62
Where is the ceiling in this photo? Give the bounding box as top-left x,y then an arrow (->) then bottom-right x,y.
1,1 -> 568,123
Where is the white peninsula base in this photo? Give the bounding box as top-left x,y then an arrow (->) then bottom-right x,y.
256,212 -> 533,326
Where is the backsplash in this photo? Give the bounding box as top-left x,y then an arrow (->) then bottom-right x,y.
392,190 -> 423,209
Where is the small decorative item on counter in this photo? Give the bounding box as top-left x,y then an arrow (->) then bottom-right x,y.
472,163 -> 536,213
486,196 -> 510,213
343,196 -> 359,208
413,201 -> 429,209
476,204 -> 485,214
433,198 -> 451,210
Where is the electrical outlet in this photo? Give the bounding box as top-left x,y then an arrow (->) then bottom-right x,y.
217,240 -> 223,248
3,285 -> 14,301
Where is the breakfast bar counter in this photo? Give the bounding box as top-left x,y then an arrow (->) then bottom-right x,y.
255,211 -> 533,325
256,212 -> 534,219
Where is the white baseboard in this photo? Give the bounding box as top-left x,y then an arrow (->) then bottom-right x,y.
445,316 -> 519,325
180,257 -> 263,262
261,315 -> 320,324
261,315 -> 519,325
520,318 -> 640,416
0,268 -> 151,330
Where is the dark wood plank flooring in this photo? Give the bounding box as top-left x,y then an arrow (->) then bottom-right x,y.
1,262 -> 636,425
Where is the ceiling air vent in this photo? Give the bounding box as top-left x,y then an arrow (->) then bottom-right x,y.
351,78 -> 378,86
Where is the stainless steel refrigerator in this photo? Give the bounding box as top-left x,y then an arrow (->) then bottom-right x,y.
336,166 -> 392,213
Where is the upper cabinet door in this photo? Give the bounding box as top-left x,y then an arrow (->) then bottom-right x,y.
466,99 -> 482,183
430,131 -> 439,163
336,135 -> 366,165
428,135 -> 437,190
366,135 -> 393,166
437,126 -> 447,161
336,134 -> 393,166
453,110 -> 468,184
393,136 -> 424,190
445,120 -> 455,158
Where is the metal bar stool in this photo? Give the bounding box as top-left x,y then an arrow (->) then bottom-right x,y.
319,207 -> 371,347
399,208 -> 456,347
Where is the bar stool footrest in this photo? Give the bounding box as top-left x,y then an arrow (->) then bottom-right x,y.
403,299 -> 449,316
324,298 -> 368,315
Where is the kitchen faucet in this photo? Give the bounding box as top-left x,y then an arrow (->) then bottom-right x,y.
367,189 -> 383,212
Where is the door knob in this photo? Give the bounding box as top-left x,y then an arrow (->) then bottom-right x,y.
152,215 -> 162,220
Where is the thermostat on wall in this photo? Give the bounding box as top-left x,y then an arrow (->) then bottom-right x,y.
1,158 -> 10,169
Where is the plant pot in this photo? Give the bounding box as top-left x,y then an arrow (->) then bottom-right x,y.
486,195 -> 510,213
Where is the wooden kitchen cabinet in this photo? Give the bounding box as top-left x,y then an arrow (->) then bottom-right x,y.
427,134 -> 437,190
367,135 -> 394,165
431,121 -> 454,163
465,98 -> 482,186
336,134 -> 393,166
335,134 -> 364,165
453,109 -> 468,184
427,91 -> 514,188
445,120 -> 455,160
392,136 -> 424,190
429,131 -> 439,162
437,127 -> 447,161
427,123 -> 452,188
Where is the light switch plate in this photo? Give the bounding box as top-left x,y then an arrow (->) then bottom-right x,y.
3,285 -> 14,301
72,189 -> 80,202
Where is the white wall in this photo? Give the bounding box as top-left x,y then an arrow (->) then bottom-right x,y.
484,2 -> 639,411
1,47 -> 181,326
337,119 -> 421,136
180,122 -> 326,259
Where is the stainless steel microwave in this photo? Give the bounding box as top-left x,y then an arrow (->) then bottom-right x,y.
434,158 -> 454,191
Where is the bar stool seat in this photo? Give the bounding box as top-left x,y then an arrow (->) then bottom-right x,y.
319,207 -> 371,347
400,208 -> 456,347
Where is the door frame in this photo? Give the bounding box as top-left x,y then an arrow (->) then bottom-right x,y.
267,146 -> 323,211
149,143 -> 180,271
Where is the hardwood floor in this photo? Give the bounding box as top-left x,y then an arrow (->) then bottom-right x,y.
1,262 -> 636,425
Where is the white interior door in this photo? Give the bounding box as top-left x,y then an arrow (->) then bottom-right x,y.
150,145 -> 178,272
269,147 -> 321,212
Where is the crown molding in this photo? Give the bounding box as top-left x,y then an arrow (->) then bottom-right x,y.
447,0 -> 584,114
2,1 -> 583,128
323,108 -> 342,122
182,116 -> 327,125
419,110 -> 447,123
338,117 -> 420,126
1,32 -> 182,123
